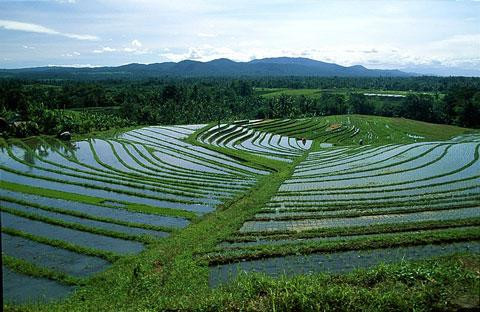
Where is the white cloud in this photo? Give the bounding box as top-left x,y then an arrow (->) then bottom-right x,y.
429,33 -> 480,48
1,1 -> 478,74
1,19 -> 57,35
362,49 -> 379,54
161,45 -> 255,62
62,51 -> 81,57
123,40 -> 149,54
0,19 -> 98,41
91,41 -> 149,55
197,32 -> 217,38
65,33 -> 99,41
158,44 -> 453,70
131,39 -> 142,48
48,64 -> 101,68
89,39 -> 151,55
93,46 -> 116,53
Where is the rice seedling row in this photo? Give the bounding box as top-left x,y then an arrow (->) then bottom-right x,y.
0,189 -> 189,229
1,201 -> 168,239
239,207 -> 480,233
18,138 -> 251,192
209,241 -> 480,287
218,225 -> 480,249
203,125 -> 479,284
1,211 -> 145,254
3,118 -> 479,306
1,124 -> 268,303
198,122 -> 312,161
2,233 -> 110,278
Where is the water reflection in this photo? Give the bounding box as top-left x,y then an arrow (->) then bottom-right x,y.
1,137 -> 79,166
22,148 -> 36,165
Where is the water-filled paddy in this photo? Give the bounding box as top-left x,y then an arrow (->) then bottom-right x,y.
0,189 -> 189,228
240,207 -> 480,233
1,212 -> 145,254
2,200 -> 169,238
2,122 -> 479,306
1,124 -> 269,303
2,267 -> 75,304
209,241 -> 480,287
2,233 -> 110,277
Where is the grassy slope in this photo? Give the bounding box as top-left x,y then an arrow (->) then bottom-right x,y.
3,117 -> 479,311
256,88 -> 323,98
251,115 -> 473,145
0,125 -> 147,148
254,87 -> 440,98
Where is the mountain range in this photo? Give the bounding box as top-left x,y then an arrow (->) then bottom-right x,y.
0,57 -> 413,79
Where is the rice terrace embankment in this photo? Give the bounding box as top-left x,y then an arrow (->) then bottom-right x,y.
1,115 -> 479,311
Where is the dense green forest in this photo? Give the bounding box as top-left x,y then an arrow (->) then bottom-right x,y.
1,76 -> 479,137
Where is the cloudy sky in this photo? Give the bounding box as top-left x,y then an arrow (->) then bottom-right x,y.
0,0 -> 479,75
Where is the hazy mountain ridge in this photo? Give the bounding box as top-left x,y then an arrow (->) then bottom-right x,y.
0,57 -> 413,79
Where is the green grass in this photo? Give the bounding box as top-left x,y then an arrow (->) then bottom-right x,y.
3,136 -> 301,311
0,181 -> 197,220
1,205 -> 159,243
3,116 -> 479,311
204,225 -> 480,264
0,195 -> 173,233
2,254 -> 84,286
2,227 -> 120,263
256,88 -> 323,98
199,254 -> 480,311
254,87 -> 441,98
249,115 -> 473,146
66,106 -> 121,113
185,122 -> 284,173
225,218 -> 480,242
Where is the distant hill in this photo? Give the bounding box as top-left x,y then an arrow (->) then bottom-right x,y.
0,57 -> 413,79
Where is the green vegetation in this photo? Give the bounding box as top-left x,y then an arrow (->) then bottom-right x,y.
1,77 -> 479,138
2,115 -> 479,311
243,115 -> 471,145
2,227 -> 120,263
256,88 -> 324,98
255,87 -> 425,97
204,226 -> 480,264
202,254 -> 480,311
2,255 -> 83,286
0,181 -> 196,220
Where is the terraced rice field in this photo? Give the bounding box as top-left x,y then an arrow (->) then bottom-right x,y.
2,116 -> 479,308
198,118 -> 480,286
197,120 -> 312,162
1,125 -> 269,303
221,115 -> 472,146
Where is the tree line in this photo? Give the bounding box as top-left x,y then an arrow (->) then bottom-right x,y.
249,76 -> 480,92
0,77 -> 479,137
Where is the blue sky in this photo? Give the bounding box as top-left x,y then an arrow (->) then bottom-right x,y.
0,0 -> 479,75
